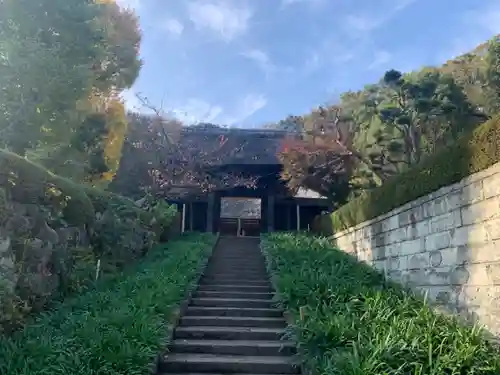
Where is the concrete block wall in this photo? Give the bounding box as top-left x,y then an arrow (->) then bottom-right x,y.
332,161 -> 500,336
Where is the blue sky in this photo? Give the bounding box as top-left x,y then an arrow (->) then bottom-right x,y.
118,0 -> 500,127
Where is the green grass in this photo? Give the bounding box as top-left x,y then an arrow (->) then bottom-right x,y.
0,233 -> 216,375
262,232 -> 500,375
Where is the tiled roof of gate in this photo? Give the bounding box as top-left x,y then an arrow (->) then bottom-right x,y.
180,127 -> 291,165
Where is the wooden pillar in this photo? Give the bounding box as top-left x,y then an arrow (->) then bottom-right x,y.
286,204 -> 291,230
181,203 -> 186,233
189,203 -> 194,231
296,204 -> 300,231
267,195 -> 275,232
207,192 -> 215,233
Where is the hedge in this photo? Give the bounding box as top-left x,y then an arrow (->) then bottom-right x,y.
0,233 -> 216,375
314,115 -> 500,235
262,232 -> 500,374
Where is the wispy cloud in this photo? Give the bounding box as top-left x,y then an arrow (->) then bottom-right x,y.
281,0 -> 326,8
465,0 -> 500,36
368,50 -> 392,70
300,36 -> 356,76
221,94 -> 267,126
120,89 -> 146,113
171,98 -> 223,124
166,93 -> 267,126
439,1 -> 500,61
115,0 -> 142,10
240,49 -> 275,77
161,18 -> 184,37
187,0 -> 253,42
344,0 -> 417,36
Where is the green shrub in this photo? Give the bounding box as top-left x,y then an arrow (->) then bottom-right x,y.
0,149 -> 95,226
262,232 -> 500,375
0,233 -> 216,375
315,115 -> 500,234
0,148 -> 179,332
84,188 -> 177,271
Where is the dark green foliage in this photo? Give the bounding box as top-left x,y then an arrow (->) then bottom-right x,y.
0,233 -> 215,375
262,233 -> 500,374
0,148 -> 95,227
485,36 -> 500,114
314,115 -> 500,234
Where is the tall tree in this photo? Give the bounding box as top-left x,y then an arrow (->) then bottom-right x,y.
0,0 -> 141,184
485,35 -> 500,114
377,68 -> 478,165
0,0 -> 105,154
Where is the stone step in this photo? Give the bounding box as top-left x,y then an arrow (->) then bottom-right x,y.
159,237 -> 299,375
206,261 -> 265,266
208,262 -> 264,265
190,298 -> 274,309
202,274 -> 268,281
210,256 -> 264,258
204,268 -> 267,273
159,353 -> 300,374
204,271 -> 267,276
200,278 -> 271,286
195,291 -> 274,300
198,284 -> 273,293
206,262 -> 265,266
158,373 -> 290,375
180,316 -> 286,328
185,306 -> 283,318
174,326 -> 285,341
207,262 -> 266,267
170,339 -> 296,356
205,263 -> 265,267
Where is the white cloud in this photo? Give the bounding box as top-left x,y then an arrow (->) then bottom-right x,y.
171,98 -> 223,124
344,0 -> 417,36
115,0 -> 141,10
440,1 -> 500,61
345,14 -> 382,34
187,0 -> 253,42
300,36 -> 356,76
240,49 -> 274,76
465,1 -> 500,36
168,93 -> 266,126
120,89 -> 143,112
281,0 -> 325,8
221,94 -> 267,126
162,18 -> 184,37
368,50 -> 392,70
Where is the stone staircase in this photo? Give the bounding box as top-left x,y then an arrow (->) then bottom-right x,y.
158,236 -> 300,374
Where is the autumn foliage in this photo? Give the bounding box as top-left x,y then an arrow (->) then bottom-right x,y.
112,112 -> 263,198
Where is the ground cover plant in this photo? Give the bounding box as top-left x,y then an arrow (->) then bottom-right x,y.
262,232 -> 500,375
0,233 -> 215,375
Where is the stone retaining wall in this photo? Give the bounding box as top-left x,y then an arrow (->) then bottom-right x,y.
332,161 -> 500,336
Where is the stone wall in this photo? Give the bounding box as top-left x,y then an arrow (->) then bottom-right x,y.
331,161 -> 500,336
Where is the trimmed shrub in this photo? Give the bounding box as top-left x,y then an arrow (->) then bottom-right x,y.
262,232 -> 500,374
0,233 -> 215,375
314,115 -> 500,235
0,148 -> 178,333
0,149 -> 94,226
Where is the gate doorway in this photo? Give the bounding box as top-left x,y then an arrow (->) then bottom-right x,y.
219,197 -> 261,236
